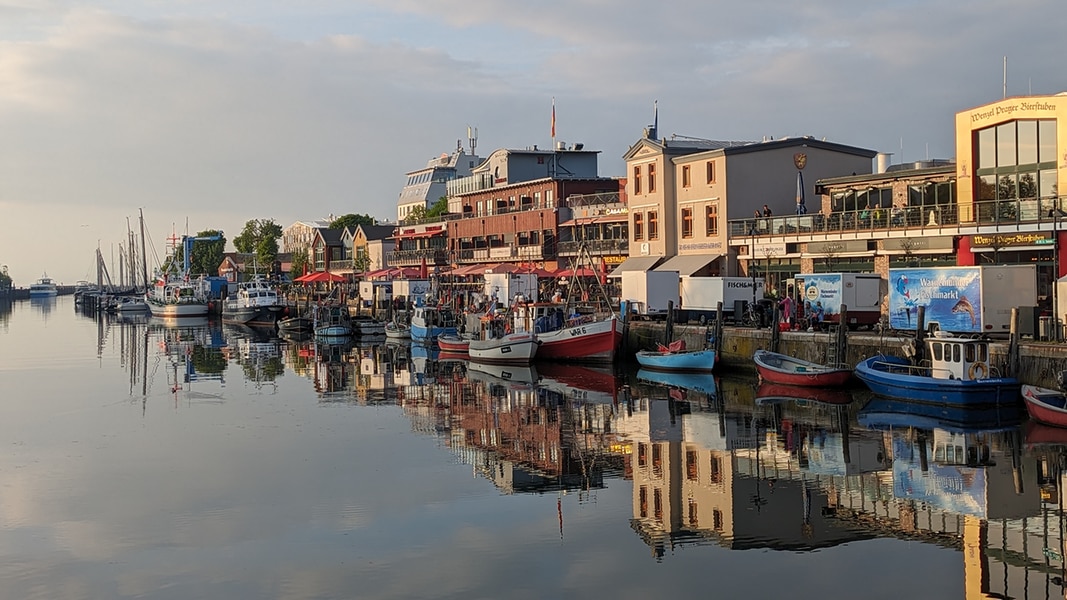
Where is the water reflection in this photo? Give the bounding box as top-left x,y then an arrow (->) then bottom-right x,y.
58,309 -> 1067,598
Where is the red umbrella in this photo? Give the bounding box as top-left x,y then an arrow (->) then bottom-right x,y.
556,267 -> 597,278
419,256 -> 428,279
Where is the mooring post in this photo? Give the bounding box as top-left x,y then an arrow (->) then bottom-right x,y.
1007,307 -> 1019,378
769,302 -> 780,352
914,305 -> 927,364
837,304 -> 849,367
665,300 -> 675,345
714,301 -> 724,358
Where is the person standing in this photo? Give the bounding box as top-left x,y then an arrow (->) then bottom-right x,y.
762,204 -> 772,217
779,292 -> 794,329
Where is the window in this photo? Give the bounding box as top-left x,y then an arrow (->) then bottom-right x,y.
634,213 -> 644,241
706,204 -> 719,235
648,163 -> 657,193
648,211 -> 659,240
706,160 -> 716,184
633,165 -> 642,195
688,499 -> 699,526
681,207 -> 693,238
686,450 -> 698,480
682,165 -> 691,188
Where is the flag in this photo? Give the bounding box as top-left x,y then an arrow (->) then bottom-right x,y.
551,97 -> 556,139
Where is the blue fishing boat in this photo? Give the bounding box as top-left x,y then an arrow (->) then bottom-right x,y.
634,339 -> 716,372
857,396 -> 1023,434
854,332 -> 1019,407
409,304 -> 458,343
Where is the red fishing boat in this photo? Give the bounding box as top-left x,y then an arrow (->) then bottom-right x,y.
753,349 -> 852,387
510,302 -> 620,364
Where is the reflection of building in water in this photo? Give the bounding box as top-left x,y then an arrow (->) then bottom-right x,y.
400,363 -> 624,495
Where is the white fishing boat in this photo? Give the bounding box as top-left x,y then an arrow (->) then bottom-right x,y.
146,276 -> 209,318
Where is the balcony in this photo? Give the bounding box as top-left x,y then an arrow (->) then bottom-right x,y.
455,244 -> 552,263
557,239 -> 628,256
387,248 -> 449,267
727,197 -> 1066,243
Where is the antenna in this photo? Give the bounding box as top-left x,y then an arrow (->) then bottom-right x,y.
1003,56 -> 1007,99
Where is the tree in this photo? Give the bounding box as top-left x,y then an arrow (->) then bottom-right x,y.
404,205 -> 427,224
330,213 -> 376,230
233,219 -> 283,268
167,229 -> 226,276
426,196 -> 449,219
290,249 -> 310,278
189,230 -> 226,276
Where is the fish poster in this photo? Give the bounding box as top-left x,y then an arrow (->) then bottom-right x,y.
889,267 -> 982,333
798,273 -> 842,319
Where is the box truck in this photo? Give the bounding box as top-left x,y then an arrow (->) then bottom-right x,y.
484,272 -> 539,308
679,276 -> 765,322
794,273 -> 885,329
621,270 -> 679,318
887,265 -> 1036,334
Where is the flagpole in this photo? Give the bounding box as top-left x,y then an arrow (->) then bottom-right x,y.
551,97 -> 556,148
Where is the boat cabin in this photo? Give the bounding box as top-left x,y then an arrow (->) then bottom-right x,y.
925,332 -> 993,381
413,305 -> 457,328
511,302 -> 579,334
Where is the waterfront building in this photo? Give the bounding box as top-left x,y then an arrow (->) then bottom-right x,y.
281,219 -> 332,259
440,143 -> 620,273
218,252 -> 292,283
620,124 -> 875,288
309,227 -> 345,273
396,136 -> 482,223
729,92 -> 1067,315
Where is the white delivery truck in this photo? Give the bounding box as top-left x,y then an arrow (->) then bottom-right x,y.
391,279 -> 430,307
887,264 -> 1036,334
484,272 -> 539,308
679,276 -> 765,323
621,270 -> 679,319
358,280 -> 393,310
793,273 -> 885,329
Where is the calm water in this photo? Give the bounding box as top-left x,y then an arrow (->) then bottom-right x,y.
0,295 -> 1064,599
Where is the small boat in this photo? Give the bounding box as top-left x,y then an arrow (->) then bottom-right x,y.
753,349 -> 852,387
278,313 -> 313,333
635,339 -> 716,372
222,277 -> 285,327
436,332 -> 470,353
385,320 -> 410,339
854,332 -> 1019,407
112,296 -> 149,313
1021,384 -> 1067,428
467,314 -> 540,365
29,273 -> 59,297
146,276 -> 209,318
409,304 -> 458,343
350,314 -> 386,337
754,382 -> 853,405
313,304 -> 352,337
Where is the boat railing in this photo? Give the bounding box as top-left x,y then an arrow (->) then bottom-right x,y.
870,358 -> 933,377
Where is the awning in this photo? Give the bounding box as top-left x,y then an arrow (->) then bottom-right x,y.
608,256 -> 663,277
393,229 -> 446,239
653,254 -> 722,277
558,214 -> 628,227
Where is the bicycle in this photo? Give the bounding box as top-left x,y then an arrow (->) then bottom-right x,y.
740,303 -> 762,328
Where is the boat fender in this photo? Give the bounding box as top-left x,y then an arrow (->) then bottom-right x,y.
969,361 -> 988,380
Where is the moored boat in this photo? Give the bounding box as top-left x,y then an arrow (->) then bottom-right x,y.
222,277 -> 285,326
467,314 -> 540,365
351,314 -> 386,337
854,332 -> 1019,407
510,302 -> 620,363
313,304 -> 353,337
635,339 -> 716,372
410,304 -> 458,343
29,273 -> 58,297
437,332 -> 471,353
146,276 -> 209,318
753,349 -> 852,387
1021,384 -> 1067,428
385,320 -> 410,339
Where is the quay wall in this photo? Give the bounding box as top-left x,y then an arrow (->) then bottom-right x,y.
624,321 -> 1067,388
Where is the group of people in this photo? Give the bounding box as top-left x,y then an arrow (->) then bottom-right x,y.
776,289 -> 825,331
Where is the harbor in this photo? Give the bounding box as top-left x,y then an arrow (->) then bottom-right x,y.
1,293 -> 1065,599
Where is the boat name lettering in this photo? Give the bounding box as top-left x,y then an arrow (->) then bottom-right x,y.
569,326 -> 587,336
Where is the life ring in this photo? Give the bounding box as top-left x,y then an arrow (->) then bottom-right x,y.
968,361 -> 989,380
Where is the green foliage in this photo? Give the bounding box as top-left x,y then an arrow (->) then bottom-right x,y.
234,219 -> 282,267
169,229 -> 226,276
426,196 -> 449,219
290,249 -> 310,278
330,213 -> 376,230
0,267 -> 11,288
404,205 -> 427,224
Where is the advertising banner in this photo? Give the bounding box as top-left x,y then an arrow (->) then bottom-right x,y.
889,267 -> 982,333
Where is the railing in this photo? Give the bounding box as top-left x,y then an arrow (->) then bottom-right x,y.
728,197 -> 1067,239
387,249 -> 449,266
557,239 -> 628,255
455,244 -> 552,263
330,259 -> 355,271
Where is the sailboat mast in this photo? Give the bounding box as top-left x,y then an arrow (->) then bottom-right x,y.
139,209 -> 149,293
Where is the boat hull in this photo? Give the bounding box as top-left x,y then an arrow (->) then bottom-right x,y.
855,355 -> 1019,407
857,396 -> 1023,433
753,349 -> 852,387
147,301 -> 209,318
437,333 -> 470,353
1021,384 -> 1067,428
636,369 -> 718,396
533,317 -> 620,363
411,324 -> 457,343
635,348 -> 716,372
468,332 -> 539,365
754,382 -> 853,405
222,305 -> 283,327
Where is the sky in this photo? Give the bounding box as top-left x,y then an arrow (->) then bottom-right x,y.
1,1 -> 1065,286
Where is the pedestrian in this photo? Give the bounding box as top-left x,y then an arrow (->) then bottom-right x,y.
763,204 -> 772,217
779,294 -> 793,328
